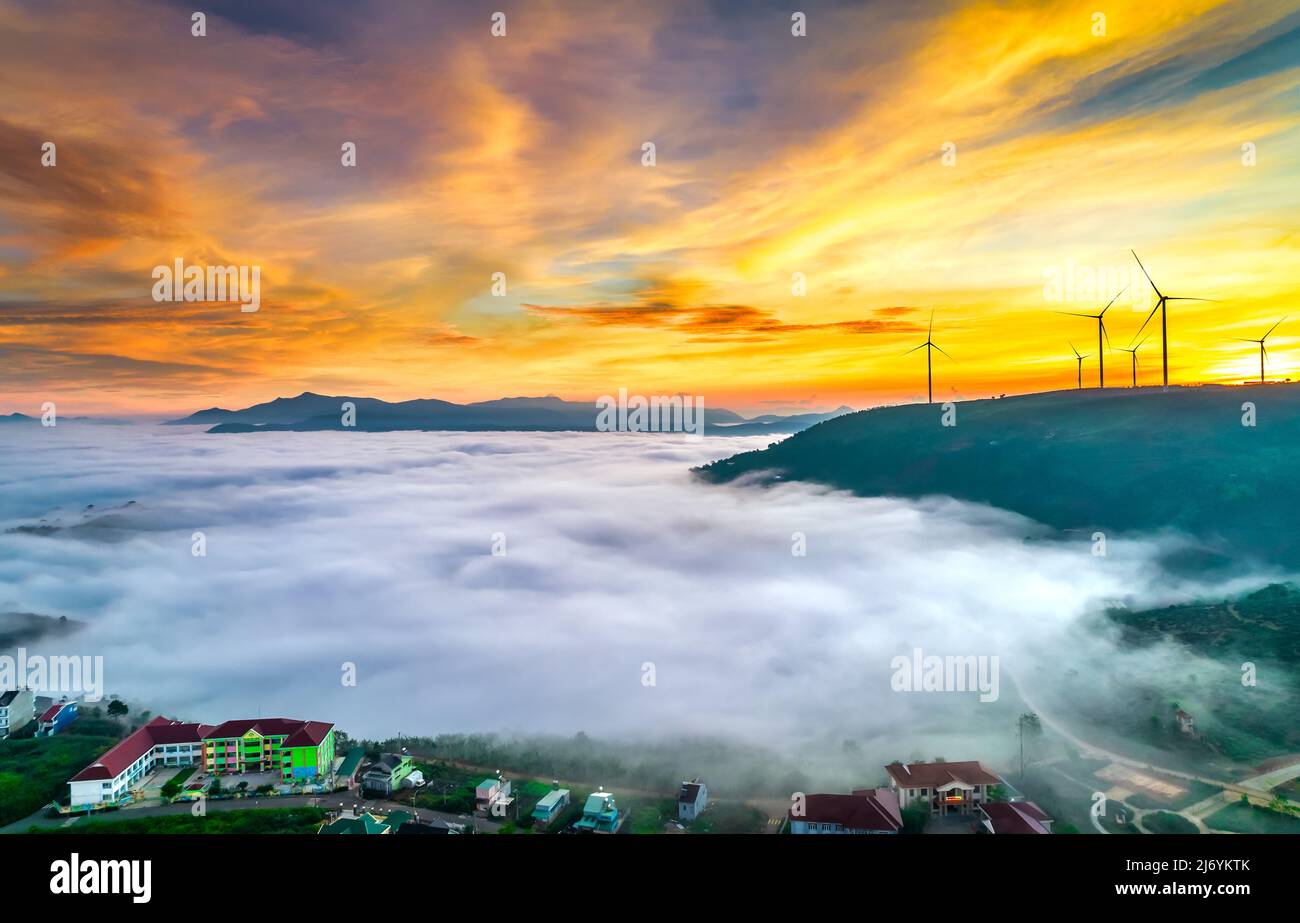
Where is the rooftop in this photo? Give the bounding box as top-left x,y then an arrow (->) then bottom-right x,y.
790,789 -> 903,832
70,716 -> 214,782
884,760 -> 1001,789
981,801 -> 1052,834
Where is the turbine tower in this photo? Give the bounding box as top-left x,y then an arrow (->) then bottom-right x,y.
1069,342 -> 1089,389
1131,251 -> 1215,390
904,310 -> 952,404
1058,288 -> 1125,388
1235,317 -> 1286,384
1115,334 -> 1150,388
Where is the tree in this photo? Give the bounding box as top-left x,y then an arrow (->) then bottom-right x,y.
106,700 -> 129,719
1017,713 -> 1041,780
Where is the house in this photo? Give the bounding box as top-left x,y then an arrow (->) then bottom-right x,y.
318,808 -> 411,835
397,817 -> 459,835
37,699 -> 79,736
884,760 -> 1002,816
979,801 -> 1054,834
336,747 -> 366,787
573,790 -> 624,833
0,688 -> 35,739
677,778 -> 708,822
531,785 -> 571,827
362,753 -> 415,795
474,776 -> 513,815
1175,709 -> 1195,735
68,714 -> 335,807
788,789 -> 903,834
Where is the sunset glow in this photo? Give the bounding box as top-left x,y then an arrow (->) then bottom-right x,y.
2,0 -> 1298,415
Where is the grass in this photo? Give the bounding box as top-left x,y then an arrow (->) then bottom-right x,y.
0,735 -> 120,826
624,796 -> 676,834
1142,811 -> 1198,834
160,766 -> 197,800
410,760 -> 480,814
688,800 -> 768,834
1205,800 -> 1300,834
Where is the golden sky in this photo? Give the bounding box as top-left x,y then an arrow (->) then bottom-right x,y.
1,0 -> 1299,415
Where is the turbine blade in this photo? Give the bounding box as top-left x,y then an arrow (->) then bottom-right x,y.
1134,302 -> 1160,340
1056,311 -> 1100,318
1263,316 -> 1286,340
1101,286 -> 1127,315
932,343 -> 954,361
1131,250 -> 1163,300
1101,319 -> 1112,350
1166,297 -> 1217,302
903,343 -> 927,356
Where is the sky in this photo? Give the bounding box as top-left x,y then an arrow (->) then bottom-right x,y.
0,425 -> 1264,751
2,0 -> 1299,416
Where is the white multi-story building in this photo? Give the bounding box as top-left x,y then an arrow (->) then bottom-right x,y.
0,688 -> 35,739
68,716 -> 212,807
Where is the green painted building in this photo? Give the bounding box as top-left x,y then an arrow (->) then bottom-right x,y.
201,718 -> 335,784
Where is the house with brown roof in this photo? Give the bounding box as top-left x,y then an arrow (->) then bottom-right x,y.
884,760 -> 1002,817
979,801 -> 1054,834
788,788 -> 903,834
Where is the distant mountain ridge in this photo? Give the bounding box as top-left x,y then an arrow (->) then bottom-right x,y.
698,383 -> 1300,568
166,391 -> 852,436
0,412 -> 128,425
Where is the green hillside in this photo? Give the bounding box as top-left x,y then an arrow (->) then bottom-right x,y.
698,383 -> 1300,567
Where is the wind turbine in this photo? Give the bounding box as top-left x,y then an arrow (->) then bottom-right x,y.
1131,251 -> 1216,389
1114,334 -> 1150,388
904,310 -> 952,404
1068,342 -> 1089,389
1057,288 -> 1125,388
1235,317 -> 1286,384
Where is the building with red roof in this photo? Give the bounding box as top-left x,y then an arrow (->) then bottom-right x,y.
979,801 -> 1054,834
788,788 -> 903,834
202,718 -> 335,783
68,714 -> 334,808
38,699 -> 79,736
884,760 -> 1003,817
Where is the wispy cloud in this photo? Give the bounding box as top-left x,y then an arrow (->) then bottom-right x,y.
2,0 -> 1298,412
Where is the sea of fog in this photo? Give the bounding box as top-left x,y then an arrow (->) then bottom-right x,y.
0,424 -> 1260,755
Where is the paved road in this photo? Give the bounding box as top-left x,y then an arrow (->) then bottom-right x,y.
1011,672 -> 1297,832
